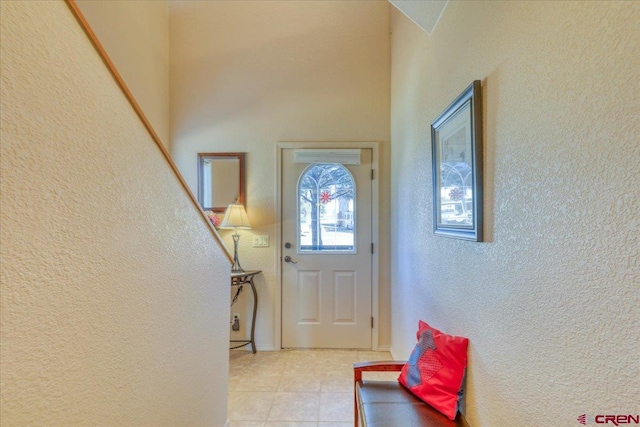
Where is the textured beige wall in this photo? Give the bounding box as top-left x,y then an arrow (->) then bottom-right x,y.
390,2 -> 639,426
75,0 -> 170,149
170,1 -> 391,349
0,1 -> 229,425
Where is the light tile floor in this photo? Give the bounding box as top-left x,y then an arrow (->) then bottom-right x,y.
228,349 -> 397,427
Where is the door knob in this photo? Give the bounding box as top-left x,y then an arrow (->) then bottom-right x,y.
284,255 -> 297,264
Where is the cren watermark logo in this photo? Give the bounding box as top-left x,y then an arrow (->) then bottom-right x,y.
578,414 -> 640,425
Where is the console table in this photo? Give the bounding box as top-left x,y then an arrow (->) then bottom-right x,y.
230,270 -> 261,353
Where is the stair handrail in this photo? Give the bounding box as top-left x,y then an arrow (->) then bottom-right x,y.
65,0 -> 233,264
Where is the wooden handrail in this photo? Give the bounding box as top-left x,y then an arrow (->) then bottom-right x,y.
65,0 -> 233,263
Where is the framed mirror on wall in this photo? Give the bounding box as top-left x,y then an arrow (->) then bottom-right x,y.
197,153 -> 246,212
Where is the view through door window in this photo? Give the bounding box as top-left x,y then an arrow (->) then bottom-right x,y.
298,163 -> 355,252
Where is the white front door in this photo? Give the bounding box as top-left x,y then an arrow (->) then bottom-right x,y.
281,148 -> 373,349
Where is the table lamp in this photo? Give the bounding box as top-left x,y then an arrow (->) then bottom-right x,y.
219,203 -> 252,272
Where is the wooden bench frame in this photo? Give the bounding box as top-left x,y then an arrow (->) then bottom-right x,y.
354,360 -> 469,427
353,360 -> 405,427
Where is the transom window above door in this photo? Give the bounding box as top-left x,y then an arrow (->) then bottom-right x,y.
298,163 -> 356,252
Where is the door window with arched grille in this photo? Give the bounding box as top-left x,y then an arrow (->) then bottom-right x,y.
298,163 -> 356,252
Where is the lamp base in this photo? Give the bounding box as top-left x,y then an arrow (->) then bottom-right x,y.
231,232 -> 244,273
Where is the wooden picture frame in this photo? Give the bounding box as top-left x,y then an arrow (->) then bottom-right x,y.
431,80 -> 483,241
197,152 -> 246,212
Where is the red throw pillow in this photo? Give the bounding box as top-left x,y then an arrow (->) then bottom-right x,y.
398,320 -> 469,420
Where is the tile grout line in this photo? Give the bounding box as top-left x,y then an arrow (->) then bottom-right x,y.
229,349 -> 393,425
265,355 -> 287,424
272,363 -> 289,422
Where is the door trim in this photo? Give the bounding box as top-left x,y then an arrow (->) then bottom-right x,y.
276,142 -> 380,350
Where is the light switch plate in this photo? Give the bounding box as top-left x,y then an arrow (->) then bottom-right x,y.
252,235 -> 269,247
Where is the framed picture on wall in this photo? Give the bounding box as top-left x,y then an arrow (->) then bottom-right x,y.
431,80 -> 483,241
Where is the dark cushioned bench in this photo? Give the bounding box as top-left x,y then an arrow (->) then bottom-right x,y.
354,361 -> 469,427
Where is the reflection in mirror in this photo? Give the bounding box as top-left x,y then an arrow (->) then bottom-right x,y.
198,153 -> 245,212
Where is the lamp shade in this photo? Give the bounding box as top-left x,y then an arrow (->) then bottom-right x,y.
219,204 -> 251,229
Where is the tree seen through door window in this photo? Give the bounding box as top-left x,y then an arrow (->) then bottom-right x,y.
298,163 -> 355,251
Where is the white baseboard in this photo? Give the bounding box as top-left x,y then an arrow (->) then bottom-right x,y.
256,344 -> 278,351
229,344 -> 278,353
389,346 -> 402,361
232,345 -> 390,352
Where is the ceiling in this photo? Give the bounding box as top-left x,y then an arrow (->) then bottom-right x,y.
388,0 -> 448,35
